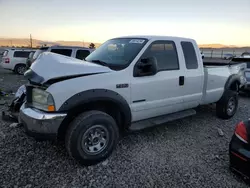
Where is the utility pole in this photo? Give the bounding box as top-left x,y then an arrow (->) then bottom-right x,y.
30,34 -> 33,48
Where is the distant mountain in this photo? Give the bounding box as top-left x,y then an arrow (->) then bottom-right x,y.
0,38 -> 101,48
198,44 -> 249,49
0,37 -> 249,49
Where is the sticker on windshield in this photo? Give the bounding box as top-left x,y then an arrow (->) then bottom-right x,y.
129,39 -> 145,44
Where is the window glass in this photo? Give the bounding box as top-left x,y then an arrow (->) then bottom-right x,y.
50,49 -> 72,57
76,50 -> 90,60
13,51 -> 31,58
143,40 -> 179,71
181,41 -> 198,69
85,38 -> 148,70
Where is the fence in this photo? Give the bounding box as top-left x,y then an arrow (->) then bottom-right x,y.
200,48 -> 250,59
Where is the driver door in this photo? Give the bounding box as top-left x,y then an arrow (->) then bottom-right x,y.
130,40 -> 185,122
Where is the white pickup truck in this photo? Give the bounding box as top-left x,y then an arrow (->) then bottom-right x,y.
19,36 -> 246,165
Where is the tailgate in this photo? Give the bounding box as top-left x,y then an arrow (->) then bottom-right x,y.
231,57 -> 250,82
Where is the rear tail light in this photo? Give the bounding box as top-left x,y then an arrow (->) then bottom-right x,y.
4,58 -> 10,63
235,121 -> 248,143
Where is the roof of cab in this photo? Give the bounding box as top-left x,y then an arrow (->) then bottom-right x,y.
112,35 -> 196,42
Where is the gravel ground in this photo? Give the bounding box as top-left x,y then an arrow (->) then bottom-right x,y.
0,67 -> 250,188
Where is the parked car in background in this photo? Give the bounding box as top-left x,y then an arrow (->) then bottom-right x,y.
19,35 -> 246,165
232,57 -> 250,92
0,50 -> 4,62
26,45 -> 95,69
25,51 -> 36,69
242,55 -> 250,58
230,119 -> 250,180
0,48 -> 34,74
242,52 -> 250,58
27,46 -> 50,68
223,53 -> 235,60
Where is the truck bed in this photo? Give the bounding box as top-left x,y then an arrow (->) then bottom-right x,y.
201,60 -> 246,105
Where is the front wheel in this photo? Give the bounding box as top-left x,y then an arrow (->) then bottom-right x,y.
14,64 -> 26,75
216,90 -> 238,119
65,110 -> 119,166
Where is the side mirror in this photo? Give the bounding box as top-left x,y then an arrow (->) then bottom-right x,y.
133,57 -> 157,77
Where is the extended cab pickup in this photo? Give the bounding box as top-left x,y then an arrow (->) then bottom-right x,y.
19,36 -> 246,165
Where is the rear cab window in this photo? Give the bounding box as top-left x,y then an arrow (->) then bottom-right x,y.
13,51 -> 31,58
50,49 -> 72,57
76,50 -> 90,60
181,41 -> 198,69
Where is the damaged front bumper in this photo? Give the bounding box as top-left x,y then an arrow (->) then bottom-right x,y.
19,103 -> 67,140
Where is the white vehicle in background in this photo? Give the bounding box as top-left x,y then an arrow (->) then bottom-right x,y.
0,48 -> 34,74
19,35 -> 246,165
241,52 -> 250,58
223,53 -> 235,60
26,46 -> 95,68
233,57 -> 250,92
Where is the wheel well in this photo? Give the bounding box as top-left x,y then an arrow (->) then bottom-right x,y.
14,63 -> 26,70
58,100 -> 125,140
230,80 -> 240,91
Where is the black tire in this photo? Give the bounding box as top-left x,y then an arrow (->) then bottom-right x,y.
216,90 -> 238,119
65,110 -> 119,166
14,64 -> 26,75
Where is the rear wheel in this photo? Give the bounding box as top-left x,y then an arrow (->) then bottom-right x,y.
65,110 -> 119,166
14,64 -> 26,75
216,90 -> 238,119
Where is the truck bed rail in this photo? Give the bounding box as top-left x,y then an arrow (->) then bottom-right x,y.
203,57 -> 250,66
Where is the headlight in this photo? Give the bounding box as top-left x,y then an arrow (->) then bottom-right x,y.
32,88 -> 55,111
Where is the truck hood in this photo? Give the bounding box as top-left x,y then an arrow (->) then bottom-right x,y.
26,52 -> 113,85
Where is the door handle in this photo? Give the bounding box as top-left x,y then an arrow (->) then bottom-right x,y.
179,76 -> 184,86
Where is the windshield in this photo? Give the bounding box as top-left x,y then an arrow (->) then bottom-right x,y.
85,38 -> 148,70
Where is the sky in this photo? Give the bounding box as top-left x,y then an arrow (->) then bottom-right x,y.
0,0 -> 249,46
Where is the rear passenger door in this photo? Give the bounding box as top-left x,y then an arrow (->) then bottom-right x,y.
75,50 -> 90,60
180,41 -> 203,105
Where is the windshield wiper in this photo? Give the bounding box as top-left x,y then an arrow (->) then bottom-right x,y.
90,60 -> 109,67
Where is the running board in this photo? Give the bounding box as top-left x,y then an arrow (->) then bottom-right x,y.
129,109 -> 196,131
